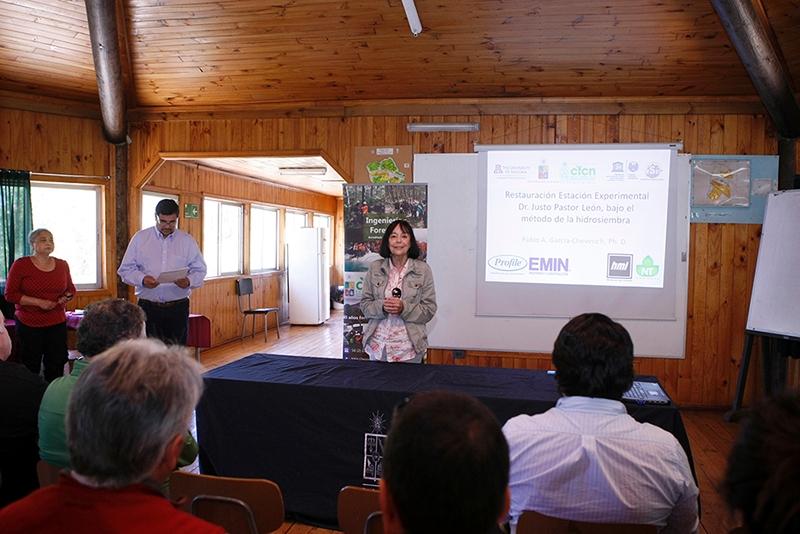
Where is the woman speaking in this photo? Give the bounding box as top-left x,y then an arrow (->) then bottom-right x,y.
4,228 -> 75,381
361,219 -> 436,363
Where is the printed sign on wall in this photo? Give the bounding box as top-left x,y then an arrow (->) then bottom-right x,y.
353,146 -> 413,184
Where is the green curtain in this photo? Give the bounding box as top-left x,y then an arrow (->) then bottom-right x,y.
0,169 -> 33,294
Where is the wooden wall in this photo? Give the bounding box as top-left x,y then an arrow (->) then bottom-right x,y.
3,105 -> 794,407
128,112 -> 800,407
0,107 -> 118,310
144,161 -> 338,346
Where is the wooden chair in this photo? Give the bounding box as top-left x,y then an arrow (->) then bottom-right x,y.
235,277 -> 280,341
36,460 -> 61,488
169,472 -> 284,534
337,485 -> 381,534
517,510 -> 658,534
363,510 -> 384,534
191,495 -> 259,534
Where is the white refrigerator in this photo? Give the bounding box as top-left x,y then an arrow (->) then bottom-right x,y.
288,227 -> 331,325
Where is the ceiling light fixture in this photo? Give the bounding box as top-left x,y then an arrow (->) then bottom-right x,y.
279,166 -> 328,176
401,0 -> 423,36
406,122 -> 480,133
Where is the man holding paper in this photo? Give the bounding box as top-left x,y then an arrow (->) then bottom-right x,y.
118,199 -> 207,345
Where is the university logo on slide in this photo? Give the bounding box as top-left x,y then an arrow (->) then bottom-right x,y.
607,254 -> 633,279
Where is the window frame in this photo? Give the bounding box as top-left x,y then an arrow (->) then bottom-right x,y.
249,203 -> 279,273
203,197 -> 244,278
30,180 -> 104,290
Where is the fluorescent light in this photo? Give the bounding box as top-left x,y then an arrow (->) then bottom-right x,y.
279,166 -> 327,176
407,122 -> 480,133
401,0 -> 422,36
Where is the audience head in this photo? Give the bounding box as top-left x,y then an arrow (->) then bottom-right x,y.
76,298 -> 146,358
66,338 -> 203,488
723,394 -> 800,534
0,311 -> 11,361
381,391 -> 510,534
552,312 -> 634,400
379,219 -> 420,259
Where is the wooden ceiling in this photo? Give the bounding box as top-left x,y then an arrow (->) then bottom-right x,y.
1,0 -> 799,112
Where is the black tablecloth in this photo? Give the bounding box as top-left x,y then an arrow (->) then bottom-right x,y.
197,354 -> 694,527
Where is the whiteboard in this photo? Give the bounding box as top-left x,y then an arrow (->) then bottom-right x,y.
417,153 -> 691,358
746,190 -> 800,339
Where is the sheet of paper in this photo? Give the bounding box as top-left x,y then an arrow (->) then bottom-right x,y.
156,267 -> 189,283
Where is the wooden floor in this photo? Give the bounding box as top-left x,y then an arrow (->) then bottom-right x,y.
196,309 -> 741,534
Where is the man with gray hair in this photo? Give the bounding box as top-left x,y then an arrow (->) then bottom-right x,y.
0,338 -> 223,533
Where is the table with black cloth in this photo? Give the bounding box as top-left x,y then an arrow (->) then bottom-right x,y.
197,354 -> 694,528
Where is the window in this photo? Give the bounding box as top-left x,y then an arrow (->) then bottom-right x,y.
250,205 -> 278,272
142,192 -> 179,230
203,198 -> 243,277
31,181 -> 103,289
313,213 -> 333,266
285,210 -> 308,246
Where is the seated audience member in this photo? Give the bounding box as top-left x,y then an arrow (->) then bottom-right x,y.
38,298 -> 198,469
0,338 -> 223,533
724,393 -> 800,534
502,313 -> 698,533
380,391 -> 510,534
0,311 -> 47,506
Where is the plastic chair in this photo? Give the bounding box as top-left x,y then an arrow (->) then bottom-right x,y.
516,510 -> 658,534
337,485 -> 381,534
235,277 -> 280,341
169,471 -> 284,534
36,460 -> 61,488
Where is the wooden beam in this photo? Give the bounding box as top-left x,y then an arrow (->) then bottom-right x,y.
711,0 -> 800,138
128,95 -> 767,121
85,0 -> 127,144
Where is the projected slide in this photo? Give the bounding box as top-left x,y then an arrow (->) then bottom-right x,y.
485,149 -> 670,288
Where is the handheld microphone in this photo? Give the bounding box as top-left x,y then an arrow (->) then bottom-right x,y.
391,287 -> 402,298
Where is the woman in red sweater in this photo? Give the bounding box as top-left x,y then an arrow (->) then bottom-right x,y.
4,229 -> 75,381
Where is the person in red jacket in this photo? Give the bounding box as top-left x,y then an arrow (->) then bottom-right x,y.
4,228 -> 75,381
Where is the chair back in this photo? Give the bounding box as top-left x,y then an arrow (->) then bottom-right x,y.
170,471 -> 284,534
36,460 -> 61,488
363,510 -> 384,534
235,277 -> 254,312
191,495 -> 259,534
338,485 -> 381,534
517,510 -> 658,534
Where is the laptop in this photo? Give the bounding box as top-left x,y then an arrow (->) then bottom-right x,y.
622,381 -> 671,405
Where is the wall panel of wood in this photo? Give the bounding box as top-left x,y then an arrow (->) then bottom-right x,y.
0,107 -> 118,301
145,161 -> 336,346
126,112 -> 780,407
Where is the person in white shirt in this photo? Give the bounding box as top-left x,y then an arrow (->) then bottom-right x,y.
502,313 -> 698,533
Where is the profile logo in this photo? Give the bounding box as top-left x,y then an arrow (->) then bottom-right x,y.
636,256 -> 660,277
488,255 -> 527,272
607,254 -> 633,279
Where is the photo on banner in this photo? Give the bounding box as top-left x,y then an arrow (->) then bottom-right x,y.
342,183 -> 428,359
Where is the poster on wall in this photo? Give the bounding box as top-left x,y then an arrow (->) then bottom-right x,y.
342,183 -> 428,359
353,146 -> 413,184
